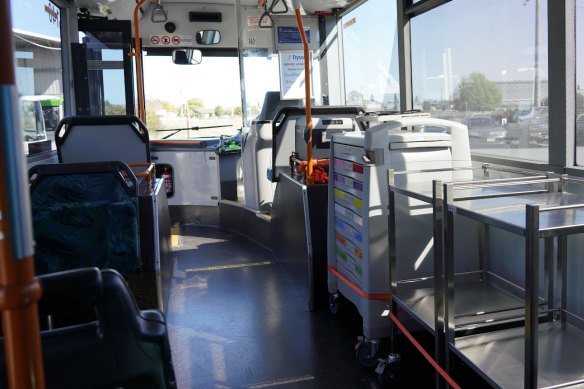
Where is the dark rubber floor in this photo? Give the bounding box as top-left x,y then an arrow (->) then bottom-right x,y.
165,225 -> 486,389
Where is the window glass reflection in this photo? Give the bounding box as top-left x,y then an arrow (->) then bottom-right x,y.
11,0 -> 64,154
342,0 -> 400,110
411,0 -> 548,162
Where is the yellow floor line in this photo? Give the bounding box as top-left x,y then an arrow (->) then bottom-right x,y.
171,226 -> 180,248
185,260 -> 272,273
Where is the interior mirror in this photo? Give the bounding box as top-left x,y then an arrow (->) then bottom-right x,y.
196,30 -> 221,45
172,49 -> 202,65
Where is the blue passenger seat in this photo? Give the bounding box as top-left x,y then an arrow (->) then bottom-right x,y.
29,161 -> 141,276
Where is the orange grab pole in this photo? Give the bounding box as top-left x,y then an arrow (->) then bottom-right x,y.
293,3 -> 314,184
0,1 -> 46,388
133,0 -> 148,122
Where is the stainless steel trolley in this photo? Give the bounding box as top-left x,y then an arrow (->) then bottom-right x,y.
386,169 -> 584,388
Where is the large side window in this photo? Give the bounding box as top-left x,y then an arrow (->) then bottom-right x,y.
575,1 -> 584,164
11,0 -> 64,154
411,0 -> 548,163
341,0 -> 400,110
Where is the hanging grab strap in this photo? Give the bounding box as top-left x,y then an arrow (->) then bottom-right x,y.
269,0 -> 289,14
151,0 -> 168,23
258,0 -> 273,28
258,0 -> 290,28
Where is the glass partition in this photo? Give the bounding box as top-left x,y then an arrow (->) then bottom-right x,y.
411,0 -> 548,163
341,0 -> 400,110
240,49 -> 280,127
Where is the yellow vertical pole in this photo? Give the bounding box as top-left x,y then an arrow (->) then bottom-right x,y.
0,1 -> 46,388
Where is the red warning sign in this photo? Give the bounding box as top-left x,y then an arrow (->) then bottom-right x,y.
161,35 -> 171,45
150,35 -> 160,45
172,36 -> 181,45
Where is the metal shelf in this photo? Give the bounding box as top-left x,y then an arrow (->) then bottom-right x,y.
453,322 -> 584,389
394,278 -> 545,335
387,167 -> 584,388
388,167 -> 552,338
442,176 -> 584,388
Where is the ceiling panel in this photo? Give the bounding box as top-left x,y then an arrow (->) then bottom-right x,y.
73,0 -> 357,15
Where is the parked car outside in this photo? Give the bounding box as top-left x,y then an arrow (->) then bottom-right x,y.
576,114 -> 584,148
577,114 -> 584,132
524,108 -> 549,147
463,115 -> 518,146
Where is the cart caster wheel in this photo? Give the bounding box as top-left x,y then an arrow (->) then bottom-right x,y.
356,341 -> 379,368
328,293 -> 342,315
377,361 -> 400,386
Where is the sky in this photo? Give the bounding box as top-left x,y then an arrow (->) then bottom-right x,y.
11,0 -> 61,38
10,0 -> 584,108
340,0 -> 557,103
410,0 -> 550,102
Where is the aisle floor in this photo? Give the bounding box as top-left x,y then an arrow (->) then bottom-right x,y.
165,225 -> 445,388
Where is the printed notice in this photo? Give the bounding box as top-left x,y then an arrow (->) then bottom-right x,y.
247,15 -> 264,31
278,51 -> 313,100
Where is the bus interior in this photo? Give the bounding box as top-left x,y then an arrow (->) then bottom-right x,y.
2,0 -> 584,388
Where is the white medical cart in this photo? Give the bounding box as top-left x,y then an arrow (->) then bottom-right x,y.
326,116 -> 471,365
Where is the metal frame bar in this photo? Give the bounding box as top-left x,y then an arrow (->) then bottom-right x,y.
548,0 -> 576,169
59,6 -> 78,117
396,0 -> 412,112
404,0 -> 451,17
432,179 -> 446,389
557,235 -> 567,326
442,182 -> 455,374
388,187 -> 400,354
525,204 -> 540,389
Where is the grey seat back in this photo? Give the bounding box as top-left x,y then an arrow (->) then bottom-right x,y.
56,115 -> 150,164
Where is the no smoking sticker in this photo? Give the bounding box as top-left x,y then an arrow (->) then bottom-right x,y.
149,35 -> 188,46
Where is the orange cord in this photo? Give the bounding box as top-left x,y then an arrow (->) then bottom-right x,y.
327,265 -> 390,301
388,311 -> 461,389
328,265 -> 461,388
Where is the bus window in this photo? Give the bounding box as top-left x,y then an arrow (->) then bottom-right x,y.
11,0 -> 64,154
20,97 -> 47,142
143,53 -> 243,140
